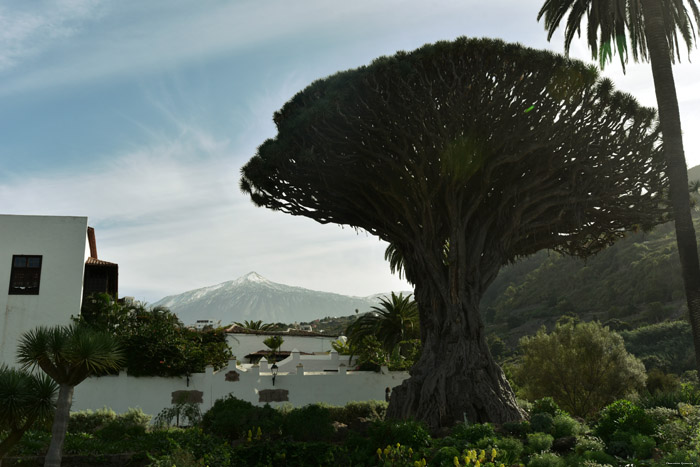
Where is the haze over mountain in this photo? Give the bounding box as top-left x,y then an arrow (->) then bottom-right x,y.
153,272 -> 409,325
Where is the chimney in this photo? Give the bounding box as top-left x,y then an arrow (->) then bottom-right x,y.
87,226 -> 98,258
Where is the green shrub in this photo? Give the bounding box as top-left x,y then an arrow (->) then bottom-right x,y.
366,419 -> 431,450
656,419 -> 699,452
452,422 -> 495,443
496,437 -> 525,465
551,413 -> 582,438
502,420 -> 532,437
580,449 -> 618,466
231,441 -> 345,467
595,400 -> 655,444
605,431 -> 656,459
165,428 -> 233,466
516,321 -> 646,417
69,407 -> 150,441
527,433 -> 554,453
527,452 -> 565,467
653,450 -> 700,466
201,396 -> 282,440
69,408 -> 117,433
282,404 -> 334,442
574,435 -> 605,455
530,413 -> 554,434
430,446 -> 461,466
644,406 -> 678,425
532,397 -> 561,417
331,400 -> 387,424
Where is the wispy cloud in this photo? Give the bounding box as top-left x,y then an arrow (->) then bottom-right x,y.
0,115 -> 410,302
0,0 -> 105,72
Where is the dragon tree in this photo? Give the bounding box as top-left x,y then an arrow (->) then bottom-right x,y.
240,37 -> 668,428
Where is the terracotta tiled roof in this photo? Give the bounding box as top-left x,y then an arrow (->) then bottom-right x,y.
85,257 -> 117,266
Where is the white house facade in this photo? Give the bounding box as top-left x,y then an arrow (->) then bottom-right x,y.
0,214 -> 118,367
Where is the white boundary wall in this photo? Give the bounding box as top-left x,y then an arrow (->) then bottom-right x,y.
226,332 -> 339,360
72,351 -> 408,417
0,215 -> 88,366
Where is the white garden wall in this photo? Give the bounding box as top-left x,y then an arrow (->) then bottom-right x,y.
72,351 -> 408,418
226,332 -> 339,360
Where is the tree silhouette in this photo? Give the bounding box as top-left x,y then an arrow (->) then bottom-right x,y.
240,37 -> 668,427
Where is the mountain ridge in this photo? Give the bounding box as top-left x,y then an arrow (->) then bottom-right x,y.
153,271 -> 411,325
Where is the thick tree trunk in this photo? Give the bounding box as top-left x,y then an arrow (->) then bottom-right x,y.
642,0 -> 700,375
386,273 -> 526,428
44,384 -> 74,467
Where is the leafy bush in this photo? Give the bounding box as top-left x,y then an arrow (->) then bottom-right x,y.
530,413 -> 554,434
69,407 -> 150,440
153,400 -> 202,428
527,433 -> 554,453
366,419 -> 431,450
502,420 -> 532,437
605,431 -> 656,460
516,320 -> 646,417
574,435 -> 605,456
231,441 -> 345,467
451,422 -> 495,444
282,404 -> 334,442
201,396 -> 282,440
531,397 -> 561,417
579,449 -> 618,466
496,436 -> 525,465
330,400 -> 387,424
640,382 -> 700,409
69,408 -> 117,433
594,400 -> 655,444
551,413 -> 582,438
430,446 -> 461,466
527,452 -> 565,467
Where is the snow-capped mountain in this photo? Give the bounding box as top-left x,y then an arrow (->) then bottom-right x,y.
152,272 -> 402,326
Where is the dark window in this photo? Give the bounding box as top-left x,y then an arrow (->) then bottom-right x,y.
9,255 -> 42,295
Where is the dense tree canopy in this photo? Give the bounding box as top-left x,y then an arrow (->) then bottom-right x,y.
241,37 -> 669,428
80,295 -> 232,377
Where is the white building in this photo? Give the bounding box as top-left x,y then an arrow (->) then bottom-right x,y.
0,214 -> 117,366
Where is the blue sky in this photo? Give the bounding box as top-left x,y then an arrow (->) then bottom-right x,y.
1,0 -> 699,304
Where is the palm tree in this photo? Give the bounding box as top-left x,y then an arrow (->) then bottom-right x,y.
17,324 -> 124,467
538,0 -> 700,373
0,366 -> 57,465
347,292 -> 419,355
234,320 -> 274,331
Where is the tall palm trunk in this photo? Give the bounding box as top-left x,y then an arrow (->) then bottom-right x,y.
642,0 -> 700,374
44,384 -> 74,467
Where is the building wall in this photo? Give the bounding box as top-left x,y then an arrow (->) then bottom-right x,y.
0,215 -> 88,366
72,354 -> 408,418
226,332 -> 339,360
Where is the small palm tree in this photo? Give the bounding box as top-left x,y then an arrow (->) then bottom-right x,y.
263,335 -> 284,363
347,292 -> 419,355
0,366 -> 57,465
17,324 -> 124,467
234,320 -> 274,331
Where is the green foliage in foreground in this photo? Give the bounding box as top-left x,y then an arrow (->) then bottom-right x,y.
515,319 -> 646,417
5,395 -> 700,466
